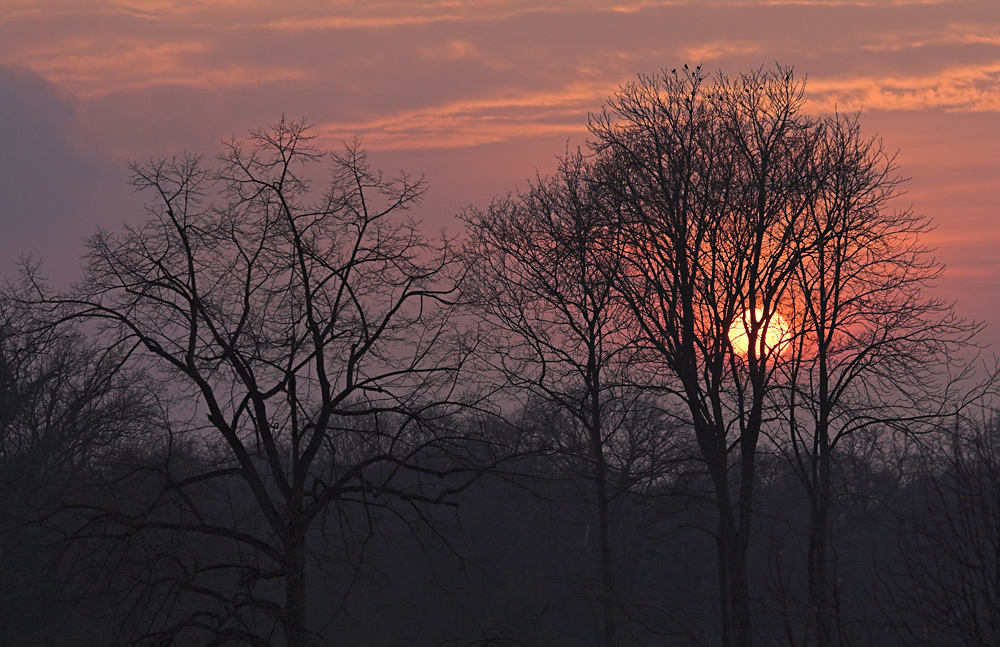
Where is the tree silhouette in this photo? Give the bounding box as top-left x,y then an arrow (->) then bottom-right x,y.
773,111 -> 985,647
0,287 -> 157,646
34,119 -> 474,647
589,65 -> 830,647
462,150 -> 674,647
887,417 -> 1000,647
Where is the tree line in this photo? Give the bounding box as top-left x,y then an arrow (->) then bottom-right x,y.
1,65 -> 997,647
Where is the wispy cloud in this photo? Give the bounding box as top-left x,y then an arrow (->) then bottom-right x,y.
0,0 -> 243,23
859,23 -> 1000,51
750,0 -> 961,5
418,40 -> 491,62
316,84 -> 615,149
14,39 -> 305,96
682,41 -> 762,61
807,61 -> 1000,111
259,1 -> 699,31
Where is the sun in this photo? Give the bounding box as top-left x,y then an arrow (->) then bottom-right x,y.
729,308 -> 792,358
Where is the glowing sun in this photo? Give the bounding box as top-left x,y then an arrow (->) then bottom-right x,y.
729,309 -> 792,357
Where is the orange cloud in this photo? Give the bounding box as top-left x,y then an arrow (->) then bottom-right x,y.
750,0 -> 961,4
9,39 -> 305,96
682,41 -> 762,61
419,40 -> 482,61
806,61 -> 1000,112
259,1 -> 697,31
0,0 -> 245,23
316,84 -> 615,150
859,23 -> 1000,52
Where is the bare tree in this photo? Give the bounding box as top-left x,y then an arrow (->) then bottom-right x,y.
772,112 -> 986,647
886,415 -> 1000,647
588,65 -> 824,647
0,285 -> 157,646
33,119 -> 473,647
461,150 -> 653,647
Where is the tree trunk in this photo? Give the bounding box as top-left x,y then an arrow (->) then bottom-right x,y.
701,420 -> 739,647
716,514 -> 737,647
593,438 -> 616,647
284,526 -> 311,647
588,348 -> 615,647
808,424 -> 832,647
712,488 -> 754,647
733,417 -> 760,647
808,351 -> 833,647
731,531 -> 753,647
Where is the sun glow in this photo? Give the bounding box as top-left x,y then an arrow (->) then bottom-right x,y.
729,309 -> 792,358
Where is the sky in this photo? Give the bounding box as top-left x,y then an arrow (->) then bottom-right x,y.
1,0 -> 998,346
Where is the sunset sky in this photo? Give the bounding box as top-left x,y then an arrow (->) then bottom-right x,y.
1,0 -> 998,345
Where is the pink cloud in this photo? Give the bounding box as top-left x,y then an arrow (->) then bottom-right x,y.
807,61 -> 1000,111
